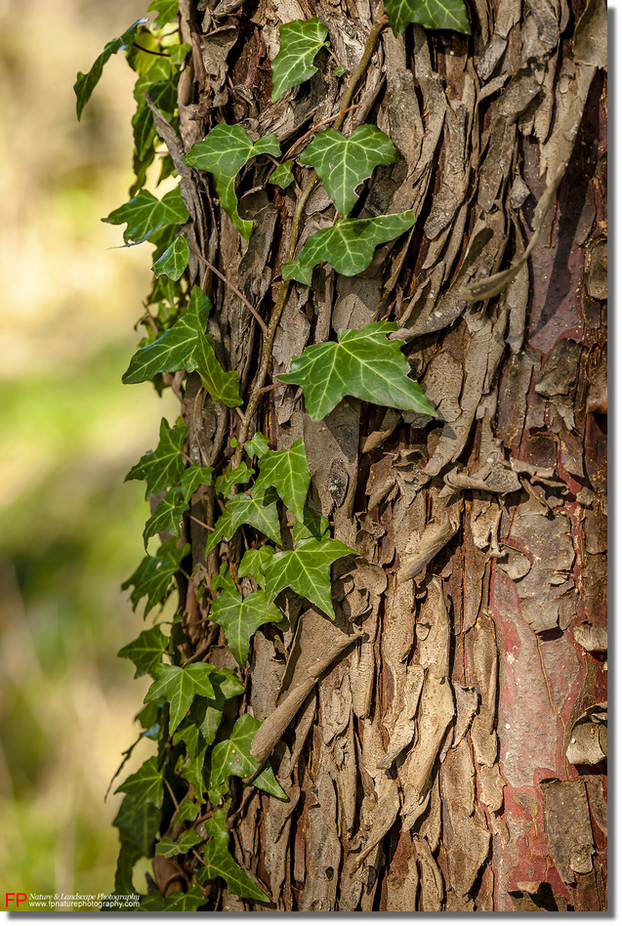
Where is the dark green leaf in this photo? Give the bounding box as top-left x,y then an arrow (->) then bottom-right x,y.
270,160 -> 295,189
227,486 -> 282,545
262,536 -> 355,619
279,320 -> 437,421
152,235 -> 189,280
198,811 -> 270,902
103,187 -> 188,245
271,18 -> 330,102
210,589 -> 282,668
209,714 -> 288,800
132,79 -> 177,160
162,886 -> 206,911
125,417 -> 188,499
192,669 -> 244,746
195,326 -> 243,408
180,464 -> 214,504
113,794 -> 161,856
74,19 -> 148,120
139,893 -> 166,911
148,0 -> 178,28
118,625 -> 168,678
122,540 -> 189,618
144,663 -> 217,733
111,840 -> 143,898
205,508 -> 233,557
238,546 -> 276,587
385,0 -> 471,35
253,438 -> 310,520
282,211 -> 416,285
214,462 -> 253,497
116,756 -> 165,809
172,796 -> 200,829
183,125 -> 280,239
172,716 -> 203,759
143,487 -> 187,548
156,829 -> 202,857
180,743 -> 208,797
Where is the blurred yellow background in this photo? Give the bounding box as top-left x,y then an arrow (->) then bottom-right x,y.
0,0 -> 179,905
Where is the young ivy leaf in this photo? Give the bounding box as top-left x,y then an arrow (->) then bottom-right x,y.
144,663 -> 217,734
171,796 -> 200,830
385,0 -> 471,36
214,462 -> 253,498
191,669 -> 245,748
195,326 -> 243,408
227,486 -> 282,546
271,18 -> 330,102
238,546 -> 276,588
183,126 -> 281,240
270,159 -> 295,189
156,830 -> 203,858
122,540 -> 190,619
279,320 -> 437,421
148,0 -> 178,28
244,432 -> 271,460
197,810 -> 270,902
180,465 -> 214,504
262,536 -> 356,619
209,715 -> 288,801
300,126 -> 397,217
152,235 -> 190,280
118,625 -> 169,679
143,487 -> 187,548
210,589 -> 282,668
125,418 -> 189,499
252,439 -> 310,521
282,211 -> 416,285
103,187 -> 189,246
74,19 -> 148,120
116,756 -> 164,809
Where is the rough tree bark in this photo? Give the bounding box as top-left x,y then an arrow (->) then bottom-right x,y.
154,0 -> 607,911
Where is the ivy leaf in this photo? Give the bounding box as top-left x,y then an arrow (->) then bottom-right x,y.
162,886 -> 206,912
209,715 -> 288,800
227,486 -> 282,546
172,796 -> 200,829
271,18 -> 330,102
183,125 -> 281,240
205,508 -> 233,557
195,326 -> 243,408
385,0 -> 471,35
282,211 -> 416,285
125,418 -> 188,499
122,540 -> 189,618
293,506 -> 330,543
123,286 -> 210,384
172,716 -> 203,759
300,126 -> 397,217
253,438 -> 310,521
180,465 -> 214,504
244,432 -> 271,459
103,187 -> 188,246
214,462 -> 253,497
148,0 -> 178,28
118,625 -> 169,679
156,830 -> 203,857
179,744 -> 208,798
270,160 -> 295,189
133,78 -> 177,161
238,546 -> 276,587
191,669 -> 245,747
113,794 -> 161,857
197,810 -> 270,902
210,589 -> 282,668
262,536 -> 355,619
170,43 -> 192,67
143,487 -> 187,548
74,19 -> 148,120
144,663 -> 217,734
116,756 -> 165,809
279,320 -> 437,421
152,235 -> 190,280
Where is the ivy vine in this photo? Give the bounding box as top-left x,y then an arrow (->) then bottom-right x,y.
76,0 -> 469,910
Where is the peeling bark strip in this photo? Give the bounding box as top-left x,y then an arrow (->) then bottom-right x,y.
98,0 -> 606,910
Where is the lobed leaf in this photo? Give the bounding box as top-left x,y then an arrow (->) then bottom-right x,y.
385,0 -> 471,36
191,669 -> 245,747
180,464 -> 214,504
152,235 -> 190,280
156,830 -> 202,857
144,663 -> 217,734
125,417 -> 188,499
184,125 -> 280,239
74,19 -> 148,120
142,487 -> 187,548
271,18 -> 330,102
238,546 -> 276,587
282,211 -> 416,285
103,187 -> 188,245
209,715 -> 288,800
252,438 -> 310,521
118,625 -> 169,678
113,794 -> 161,857
210,589 -> 282,667
195,326 -> 243,408
161,886 -> 206,911
244,432 -> 271,459
215,462 -> 253,497
116,756 -> 164,809
270,159 -> 295,189
122,540 -> 189,619
197,810 -> 270,902
300,126 -> 397,217
279,320 -> 437,421
261,536 -> 355,619
148,0 -> 179,28
171,796 -> 200,829
226,486 -> 282,546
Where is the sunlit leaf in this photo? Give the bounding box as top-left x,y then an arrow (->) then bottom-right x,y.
103,187 -> 188,246
195,326 -> 243,408
300,126 -> 397,217
170,43 -> 192,67
116,756 -> 165,809
180,464 -> 214,504
270,160 -> 295,189
125,418 -> 188,499
183,125 -> 280,239
118,625 -> 169,678
152,235 -> 189,280
148,0 -> 178,28
210,589 -> 282,667
282,211 -> 416,285
156,829 -> 203,857
74,19 -> 148,120
227,486 -> 282,545
209,715 -> 288,800
144,663 -> 217,733
244,432 -> 271,459
142,487 -> 187,548
385,0 -> 471,35
252,438 -> 310,521
279,321 -> 437,421
262,536 -> 355,619
197,810 -> 270,902
238,546 -> 276,587
271,18 -> 330,102
122,540 -> 189,618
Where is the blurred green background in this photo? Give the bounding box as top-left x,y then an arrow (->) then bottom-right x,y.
0,0 -> 179,906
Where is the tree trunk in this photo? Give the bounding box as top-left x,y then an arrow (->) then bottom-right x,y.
151,0 -> 607,911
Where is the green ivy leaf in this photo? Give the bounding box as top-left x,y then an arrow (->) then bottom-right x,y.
156,830 -> 203,857
300,126 -> 397,217
179,744 -> 208,797
143,487 -> 187,548
209,715 -> 288,800
133,82 -> 177,162
244,432 -> 271,459
122,540 -> 189,618
144,663 -> 217,734
279,320 -> 437,421
293,506 -> 330,543
152,235 -> 190,280
227,486 -> 282,546
210,589 -> 282,668
148,0 -> 178,28
125,418 -> 188,499
205,508 -> 233,557
253,438 -> 310,521
238,546 -> 276,587
195,326 -> 243,408
162,886 -> 206,911
197,810 -> 270,902
118,625 -> 169,679
214,462 -> 253,497
127,28 -> 169,76
116,756 -> 165,809
180,465 -> 214,504
262,536 -> 355,619
123,286 -> 210,384
103,187 -> 188,246
282,211 -> 416,285
191,669 -> 245,747
113,793 -> 161,857
172,716 -> 203,760
271,18 -> 330,102
170,43 -> 192,67
139,893 -> 166,911
171,796 -> 200,829
183,125 -> 281,240
270,160 -> 295,189
385,0 -> 471,35
74,19 -> 148,120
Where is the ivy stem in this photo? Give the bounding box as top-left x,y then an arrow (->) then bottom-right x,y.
282,103 -> 360,160
187,242 -> 268,336
132,42 -> 171,57
333,3 -> 387,133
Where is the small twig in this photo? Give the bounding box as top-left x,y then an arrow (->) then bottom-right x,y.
132,42 -> 171,57
163,777 -> 180,811
186,242 -> 268,336
333,4 -> 387,134
253,382 -> 286,396
188,513 -> 215,533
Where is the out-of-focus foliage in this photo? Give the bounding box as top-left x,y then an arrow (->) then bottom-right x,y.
0,0 -> 177,908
